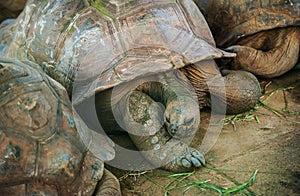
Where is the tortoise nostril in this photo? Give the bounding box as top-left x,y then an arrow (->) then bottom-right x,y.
170,124 -> 177,129
170,129 -> 176,135
170,124 -> 178,134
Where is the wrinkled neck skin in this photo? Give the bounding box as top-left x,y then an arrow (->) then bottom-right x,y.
180,60 -> 224,108
182,59 -> 262,114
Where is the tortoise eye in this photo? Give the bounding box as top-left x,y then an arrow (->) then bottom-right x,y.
184,118 -> 194,125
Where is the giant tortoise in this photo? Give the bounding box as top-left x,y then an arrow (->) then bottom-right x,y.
0,0 -> 262,194
194,0 -> 300,78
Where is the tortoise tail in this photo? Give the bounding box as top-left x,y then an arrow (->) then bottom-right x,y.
94,169 -> 121,196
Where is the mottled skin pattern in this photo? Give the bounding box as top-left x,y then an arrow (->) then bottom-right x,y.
194,0 -> 300,78
0,0 -> 261,188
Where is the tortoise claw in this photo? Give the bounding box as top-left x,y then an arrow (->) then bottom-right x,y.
179,149 -> 205,169
192,150 -> 206,165
224,45 -> 239,53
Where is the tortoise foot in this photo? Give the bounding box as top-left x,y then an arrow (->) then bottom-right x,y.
141,139 -> 205,172
177,148 -> 205,168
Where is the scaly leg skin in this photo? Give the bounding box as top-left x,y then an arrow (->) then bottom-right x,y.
133,71 -> 201,138
119,72 -> 205,172
227,27 -> 300,78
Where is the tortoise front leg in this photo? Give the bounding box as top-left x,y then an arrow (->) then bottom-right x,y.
114,71 -> 205,172
95,71 -> 204,172
134,71 -> 200,138
123,90 -> 205,172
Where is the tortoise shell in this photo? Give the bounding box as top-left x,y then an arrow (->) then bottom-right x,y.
0,57 -> 115,194
0,0 -> 233,104
0,0 -> 234,193
195,0 -> 300,47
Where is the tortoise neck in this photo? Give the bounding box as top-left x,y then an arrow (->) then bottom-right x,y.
180,60 -> 222,107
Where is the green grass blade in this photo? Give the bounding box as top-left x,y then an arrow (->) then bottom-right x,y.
222,170 -> 258,195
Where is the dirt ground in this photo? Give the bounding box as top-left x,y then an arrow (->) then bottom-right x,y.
107,68 -> 300,196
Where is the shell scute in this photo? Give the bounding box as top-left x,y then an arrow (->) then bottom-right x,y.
0,132 -> 36,185
0,58 -> 114,193
26,0 -> 85,62
196,0 -> 300,46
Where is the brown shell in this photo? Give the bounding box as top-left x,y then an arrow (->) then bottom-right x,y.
0,58 -> 114,194
195,0 -> 300,47
0,0 -> 233,104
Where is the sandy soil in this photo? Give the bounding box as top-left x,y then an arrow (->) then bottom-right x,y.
108,68 -> 300,196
